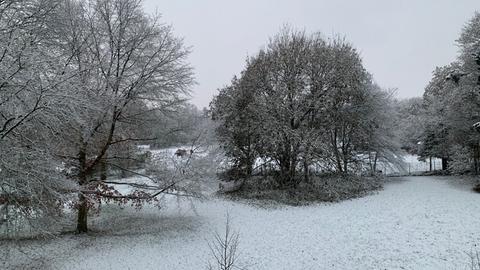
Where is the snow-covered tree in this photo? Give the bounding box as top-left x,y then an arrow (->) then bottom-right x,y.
0,0 -> 196,235
417,12 -> 480,174
210,60 -> 264,178
211,27 -> 400,186
0,0 -> 82,235
52,0 -> 194,232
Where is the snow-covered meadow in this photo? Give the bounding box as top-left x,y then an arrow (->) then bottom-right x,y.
3,1 -> 480,270
3,176 -> 480,270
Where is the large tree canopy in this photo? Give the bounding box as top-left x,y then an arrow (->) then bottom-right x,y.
211,28 -> 401,187
412,12 -> 480,174
0,0 -> 195,235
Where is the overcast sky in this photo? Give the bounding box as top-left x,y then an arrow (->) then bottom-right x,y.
144,0 -> 479,108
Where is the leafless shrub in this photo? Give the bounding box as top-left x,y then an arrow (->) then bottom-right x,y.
207,215 -> 244,270
469,247 -> 480,270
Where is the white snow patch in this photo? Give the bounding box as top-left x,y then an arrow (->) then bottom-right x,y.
3,177 -> 480,270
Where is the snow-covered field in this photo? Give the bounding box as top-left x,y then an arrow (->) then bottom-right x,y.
3,176 -> 480,270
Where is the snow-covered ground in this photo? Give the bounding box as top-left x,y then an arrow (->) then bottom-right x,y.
3,176 -> 480,270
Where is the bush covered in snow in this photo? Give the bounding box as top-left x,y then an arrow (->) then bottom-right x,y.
473,183 -> 480,193
221,174 -> 383,205
448,145 -> 476,175
469,248 -> 480,270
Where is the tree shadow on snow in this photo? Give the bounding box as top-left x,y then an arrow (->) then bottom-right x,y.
86,205 -> 206,238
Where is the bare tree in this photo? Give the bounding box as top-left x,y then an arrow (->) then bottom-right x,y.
51,0 -> 194,232
207,215 -> 243,270
469,247 -> 480,270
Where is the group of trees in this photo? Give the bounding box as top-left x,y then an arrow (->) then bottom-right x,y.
391,98 -> 423,155
397,12 -> 480,174
148,104 -> 210,148
0,0 -> 196,235
212,13 -> 480,182
210,28 -> 402,187
3,0 -> 478,239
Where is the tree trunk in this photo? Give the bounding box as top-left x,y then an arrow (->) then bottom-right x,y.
278,156 -> 297,188
441,158 -> 448,171
474,155 -> 479,175
303,160 -> 309,182
373,153 -> 378,175
330,131 -> 343,173
429,156 -> 432,172
474,144 -> 480,175
100,154 -> 107,181
289,155 -> 298,187
245,155 -> 253,177
77,143 -> 89,233
279,161 -> 290,187
76,193 -> 88,233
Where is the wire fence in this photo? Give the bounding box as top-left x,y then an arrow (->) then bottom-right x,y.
381,155 -> 443,176
405,159 -> 443,174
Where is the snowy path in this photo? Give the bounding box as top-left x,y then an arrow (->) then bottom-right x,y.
4,176 -> 480,270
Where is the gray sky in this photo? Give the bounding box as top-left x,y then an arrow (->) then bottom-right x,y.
144,0 -> 479,108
